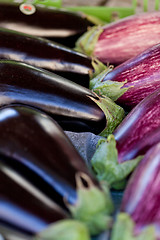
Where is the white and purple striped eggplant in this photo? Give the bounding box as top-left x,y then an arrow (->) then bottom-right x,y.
90,43 -> 160,109
111,143 -> 160,240
91,88 -> 160,189
76,12 -> 160,65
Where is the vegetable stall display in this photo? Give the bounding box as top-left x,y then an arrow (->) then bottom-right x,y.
0,2 -> 160,240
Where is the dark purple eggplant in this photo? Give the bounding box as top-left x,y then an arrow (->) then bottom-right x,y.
91,88 -> 160,189
0,161 -> 68,236
0,2 -> 100,47
0,161 -> 91,240
0,228 -> 32,240
0,28 -> 107,88
111,144 -> 160,240
90,43 -> 160,110
0,59 -> 124,136
0,105 -> 114,235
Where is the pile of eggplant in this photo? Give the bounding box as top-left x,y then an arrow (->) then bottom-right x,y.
1,1 -> 160,240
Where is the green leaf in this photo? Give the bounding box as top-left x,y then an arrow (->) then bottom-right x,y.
91,135 -> 143,189
89,65 -> 114,89
93,79 -> 130,101
89,58 -> 110,80
90,96 -> 125,137
111,213 -> 135,240
34,220 -> 90,240
86,14 -> 106,26
75,26 -> 103,56
66,172 -> 114,235
111,213 -> 156,240
90,68 -> 130,101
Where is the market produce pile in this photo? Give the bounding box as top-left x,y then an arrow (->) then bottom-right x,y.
1,1 -> 160,240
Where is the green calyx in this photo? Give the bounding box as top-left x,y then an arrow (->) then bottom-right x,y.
90,68 -> 130,101
91,135 -> 143,190
34,220 -> 90,240
90,95 -> 125,137
90,65 -> 114,88
75,26 -> 103,56
111,213 -> 156,240
89,58 -> 108,80
66,172 -> 114,236
86,14 -> 106,26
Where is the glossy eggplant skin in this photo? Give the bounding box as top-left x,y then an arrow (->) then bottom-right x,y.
113,88 -> 160,163
121,143 -> 160,237
0,160 -> 67,236
103,44 -> 160,109
0,227 -> 32,240
0,2 -> 94,47
0,28 -> 93,87
0,60 -> 106,134
0,105 -> 100,209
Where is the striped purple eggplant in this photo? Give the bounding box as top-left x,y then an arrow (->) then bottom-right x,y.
90,43 -> 160,109
76,11 -> 160,65
111,143 -> 160,240
91,88 -> 160,189
114,88 -> 160,163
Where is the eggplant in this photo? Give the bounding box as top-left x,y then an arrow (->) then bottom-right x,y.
0,228 -> 32,240
0,163 -> 67,235
91,88 -> 160,189
75,11 -> 160,65
113,88 -> 160,163
0,105 -> 114,235
0,2 -> 99,47
0,28 -> 106,88
0,160 -> 91,240
90,43 -> 160,109
0,59 -> 124,136
111,144 -> 160,240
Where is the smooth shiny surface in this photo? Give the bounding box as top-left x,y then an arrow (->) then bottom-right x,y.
0,225 -> 32,240
0,161 -> 67,236
0,3 -> 93,42
0,105 -> 99,209
114,88 -> 160,163
0,60 -> 106,134
0,28 -> 93,87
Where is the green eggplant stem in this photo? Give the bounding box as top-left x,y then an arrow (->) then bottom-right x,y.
90,95 -> 125,137
75,26 -> 102,56
91,135 -> 143,190
34,220 -> 90,240
90,68 -> 131,101
89,58 -> 109,80
111,213 -> 156,240
65,172 -> 114,236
